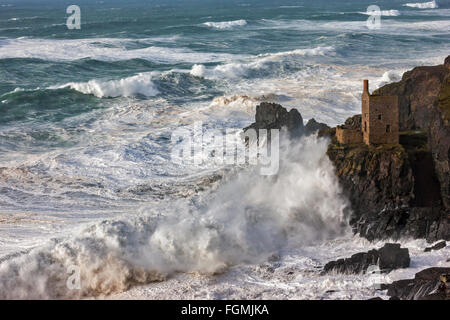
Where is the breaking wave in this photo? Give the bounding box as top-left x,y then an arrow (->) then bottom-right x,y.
0,38 -> 238,63
0,135 -> 349,299
359,10 -> 401,16
404,1 -> 439,9
203,19 -> 248,29
190,46 -> 335,79
54,73 -> 160,98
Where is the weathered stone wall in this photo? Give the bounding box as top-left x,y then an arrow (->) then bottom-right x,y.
363,95 -> 399,145
336,126 -> 363,144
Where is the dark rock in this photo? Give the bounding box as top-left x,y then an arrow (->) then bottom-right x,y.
244,102 -> 304,139
373,55 -> 450,132
430,74 -> 450,211
378,243 -> 410,272
327,56 -> 450,242
343,114 -> 362,131
322,243 -> 410,275
368,297 -> 383,300
327,142 -> 423,240
424,241 -> 447,252
304,118 -> 330,136
389,296 -> 400,300
374,56 -> 450,212
386,267 -> 450,300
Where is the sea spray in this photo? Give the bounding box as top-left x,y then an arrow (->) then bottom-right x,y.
0,135 -> 349,298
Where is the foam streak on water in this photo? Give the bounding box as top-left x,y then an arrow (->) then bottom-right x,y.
0,0 -> 449,299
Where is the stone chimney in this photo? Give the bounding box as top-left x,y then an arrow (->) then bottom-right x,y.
363,80 -> 369,94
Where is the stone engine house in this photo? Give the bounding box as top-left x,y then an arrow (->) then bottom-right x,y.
336,80 -> 399,145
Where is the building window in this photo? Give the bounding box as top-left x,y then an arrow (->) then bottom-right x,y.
378,114 -> 382,120
386,124 -> 391,133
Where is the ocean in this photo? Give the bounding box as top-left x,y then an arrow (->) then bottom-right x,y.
0,0 -> 449,299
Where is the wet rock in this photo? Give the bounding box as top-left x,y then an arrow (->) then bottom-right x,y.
322,243 -> 410,275
304,118 -> 329,136
378,243 -> 410,271
424,241 -> 447,252
386,267 -> 450,300
244,102 -> 304,139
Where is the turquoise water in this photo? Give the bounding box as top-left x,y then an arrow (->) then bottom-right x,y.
0,0 -> 449,299
0,0 -> 449,242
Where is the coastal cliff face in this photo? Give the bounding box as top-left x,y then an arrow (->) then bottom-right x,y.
430,73 -> 450,210
373,57 -> 450,132
326,133 -> 446,241
244,57 -> 449,243
374,57 -> 450,211
326,56 -> 450,242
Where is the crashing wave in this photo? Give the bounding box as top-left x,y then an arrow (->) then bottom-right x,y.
359,10 -> 401,16
190,46 -> 335,79
0,135 -> 349,299
403,1 -> 439,9
55,73 -> 160,98
203,19 -> 248,29
0,38 -> 237,63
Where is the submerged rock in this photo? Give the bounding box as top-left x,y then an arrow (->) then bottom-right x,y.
322,243 -> 410,275
386,267 -> 450,300
424,241 -> 447,252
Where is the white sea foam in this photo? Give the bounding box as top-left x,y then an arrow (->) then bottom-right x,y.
111,238 -> 450,300
404,1 -> 439,9
203,19 -> 248,29
359,10 -> 401,16
54,73 -> 160,98
191,46 -> 335,80
375,69 -> 406,88
0,135 -> 349,298
0,38 -> 239,63
259,18 -> 450,34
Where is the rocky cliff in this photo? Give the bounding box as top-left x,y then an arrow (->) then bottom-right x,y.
327,131 -> 447,241
373,56 -> 450,210
325,56 -> 450,242
244,57 -> 449,243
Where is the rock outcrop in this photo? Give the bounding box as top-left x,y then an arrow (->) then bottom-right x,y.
244,102 -> 304,138
386,267 -> 450,300
322,243 -> 410,275
305,118 -> 330,136
243,57 -> 449,243
327,56 -> 450,242
424,241 -> 447,252
327,131 -> 447,241
374,56 -> 450,212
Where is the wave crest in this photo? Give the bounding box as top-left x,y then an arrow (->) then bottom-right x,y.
404,1 -> 438,9
359,10 -> 401,16
190,46 -> 335,79
203,19 -> 248,29
56,73 -> 159,98
0,135 -> 349,299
